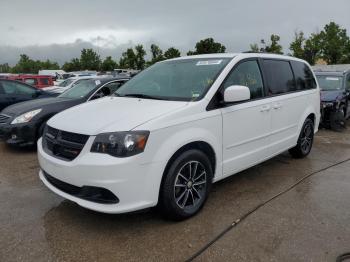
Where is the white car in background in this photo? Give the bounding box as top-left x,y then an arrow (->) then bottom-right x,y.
42,76 -> 95,94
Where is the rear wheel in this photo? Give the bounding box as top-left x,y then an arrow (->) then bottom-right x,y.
289,118 -> 314,158
159,149 -> 213,220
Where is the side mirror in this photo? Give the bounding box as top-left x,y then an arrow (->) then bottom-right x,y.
224,85 -> 250,103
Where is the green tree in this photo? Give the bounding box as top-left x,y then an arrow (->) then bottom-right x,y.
164,47 -> 181,59
101,56 -> 117,71
11,54 -> 39,73
264,34 -> 283,54
187,38 -> 226,55
62,58 -> 81,72
150,44 -> 164,63
80,48 -> 101,70
0,63 -> 11,73
289,31 -> 306,59
134,44 -> 146,70
319,21 -> 349,64
40,59 -> 60,70
119,48 -> 136,69
303,33 -> 323,65
249,43 -> 259,52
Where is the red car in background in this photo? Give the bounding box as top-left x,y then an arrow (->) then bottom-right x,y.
7,75 -> 54,89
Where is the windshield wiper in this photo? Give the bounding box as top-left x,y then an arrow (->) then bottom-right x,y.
118,93 -> 168,100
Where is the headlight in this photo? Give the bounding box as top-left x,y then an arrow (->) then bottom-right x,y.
91,131 -> 150,157
11,109 -> 42,124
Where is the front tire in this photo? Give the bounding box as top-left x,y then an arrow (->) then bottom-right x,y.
289,118 -> 314,158
159,149 -> 213,220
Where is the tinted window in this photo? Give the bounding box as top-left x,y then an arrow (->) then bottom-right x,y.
223,60 -> 264,99
291,61 -> 316,90
40,78 -> 49,85
263,60 -> 295,95
347,74 -> 350,91
1,81 -> 36,95
24,78 -> 38,85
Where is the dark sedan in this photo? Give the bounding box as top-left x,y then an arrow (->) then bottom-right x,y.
0,79 -> 54,111
0,77 -> 129,146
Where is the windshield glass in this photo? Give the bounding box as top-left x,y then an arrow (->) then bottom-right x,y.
316,75 -> 344,91
58,79 -> 100,99
58,79 -> 75,87
115,58 -> 231,101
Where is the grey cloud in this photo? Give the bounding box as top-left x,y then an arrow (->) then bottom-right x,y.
0,0 -> 349,65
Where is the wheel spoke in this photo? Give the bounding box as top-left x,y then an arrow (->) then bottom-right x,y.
193,171 -> 205,182
176,189 -> 187,205
193,180 -> 206,187
178,173 -> 188,182
189,190 -> 195,205
192,187 -> 202,200
192,162 -> 198,179
181,190 -> 190,208
175,183 -> 186,188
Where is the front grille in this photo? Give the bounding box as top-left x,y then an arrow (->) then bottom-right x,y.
43,125 -> 89,161
0,114 -> 10,124
43,171 -> 119,204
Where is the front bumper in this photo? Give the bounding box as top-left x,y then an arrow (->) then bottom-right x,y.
37,138 -> 166,214
0,121 -> 38,146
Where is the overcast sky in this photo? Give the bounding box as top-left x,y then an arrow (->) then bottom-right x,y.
1,0 -> 350,65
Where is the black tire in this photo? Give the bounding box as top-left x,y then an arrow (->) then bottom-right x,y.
159,149 -> 213,220
289,118 -> 314,159
330,106 -> 347,131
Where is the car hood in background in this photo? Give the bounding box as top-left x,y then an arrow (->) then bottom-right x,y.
1,97 -> 81,116
320,90 -> 345,102
48,97 -> 188,135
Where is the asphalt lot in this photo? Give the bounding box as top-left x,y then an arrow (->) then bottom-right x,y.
1,122 -> 350,262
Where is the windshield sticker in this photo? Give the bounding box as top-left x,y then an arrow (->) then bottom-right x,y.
191,92 -> 200,99
95,80 -> 101,85
196,60 -> 222,66
326,77 -> 340,81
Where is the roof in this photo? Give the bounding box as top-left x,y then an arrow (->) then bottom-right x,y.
312,64 -> 350,74
167,53 -> 307,63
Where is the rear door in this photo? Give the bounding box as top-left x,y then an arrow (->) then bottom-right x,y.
221,59 -> 271,176
262,59 -> 311,154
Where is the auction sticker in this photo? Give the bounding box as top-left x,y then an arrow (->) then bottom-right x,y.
196,60 -> 222,66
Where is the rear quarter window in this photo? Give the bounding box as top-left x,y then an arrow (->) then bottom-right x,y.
291,61 -> 316,90
40,78 -> 50,85
263,59 -> 296,95
24,78 -> 38,85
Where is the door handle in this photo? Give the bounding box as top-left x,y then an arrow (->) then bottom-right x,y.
260,105 -> 271,112
272,103 -> 282,110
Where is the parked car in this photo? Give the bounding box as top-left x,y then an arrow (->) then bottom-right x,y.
42,76 -> 95,94
7,75 -> 54,89
38,53 -> 320,220
313,65 -> 350,130
0,77 -> 129,146
0,79 -> 53,111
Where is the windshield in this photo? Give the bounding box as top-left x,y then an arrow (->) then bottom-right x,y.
58,79 -> 75,87
58,79 -> 100,99
115,58 -> 231,101
316,75 -> 344,91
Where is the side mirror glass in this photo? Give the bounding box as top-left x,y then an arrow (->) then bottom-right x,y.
224,85 -> 250,103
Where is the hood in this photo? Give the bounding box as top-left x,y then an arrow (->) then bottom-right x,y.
320,90 -> 345,102
2,97 -> 80,116
48,97 -> 188,135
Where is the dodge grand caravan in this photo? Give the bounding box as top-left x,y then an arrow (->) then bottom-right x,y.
38,53 -> 320,220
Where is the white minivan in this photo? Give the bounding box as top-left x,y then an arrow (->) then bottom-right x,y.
38,53 -> 320,220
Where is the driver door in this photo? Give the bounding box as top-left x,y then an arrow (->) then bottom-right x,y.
220,59 -> 271,177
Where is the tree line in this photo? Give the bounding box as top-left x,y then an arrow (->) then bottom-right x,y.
1,21 -> 349,74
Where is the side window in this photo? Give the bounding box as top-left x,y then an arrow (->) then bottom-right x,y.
291,61 -> 316,90
223,60 -> 264,99
346,74 -> 350,91
40,78 -> 49,85
263,60 -> 296,95
103,81 -> 124,94
2,81 -> 36,96
24,78 -> 38,86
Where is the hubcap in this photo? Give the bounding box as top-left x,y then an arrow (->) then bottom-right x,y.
174,161 -> 207,209
300,123 -> 313,153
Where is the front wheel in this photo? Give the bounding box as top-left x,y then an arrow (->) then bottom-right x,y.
159,149 -> 213,220
289,118 -> 314,158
